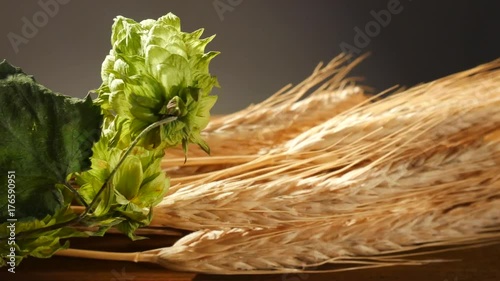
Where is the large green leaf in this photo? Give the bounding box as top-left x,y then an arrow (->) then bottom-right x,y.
0,60 -> 103,220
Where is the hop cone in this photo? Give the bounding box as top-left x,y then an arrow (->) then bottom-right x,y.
97,13 -> 219,153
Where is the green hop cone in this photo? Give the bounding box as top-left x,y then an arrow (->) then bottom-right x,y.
78,138 -> 169,208
97,13 -> 219,153
77,138 -> 168,231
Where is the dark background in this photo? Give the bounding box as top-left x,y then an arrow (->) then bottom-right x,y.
0,0 -> 498,113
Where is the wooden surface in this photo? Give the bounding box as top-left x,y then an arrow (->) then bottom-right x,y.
2,234 -> 500,281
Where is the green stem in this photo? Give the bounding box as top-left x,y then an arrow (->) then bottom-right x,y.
63,182 -> 89,209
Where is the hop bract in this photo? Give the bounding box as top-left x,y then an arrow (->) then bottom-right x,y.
97,13 -> 219,152
77,137 -> 169,221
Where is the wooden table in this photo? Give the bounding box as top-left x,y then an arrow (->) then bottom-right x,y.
2,235 -> 500,281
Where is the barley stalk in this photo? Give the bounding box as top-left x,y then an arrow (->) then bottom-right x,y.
154,175 -> 500,274
162,54 -> 370,176
152,139 -> 500,230
284,60 -> 500,154
164,60 -> 500,187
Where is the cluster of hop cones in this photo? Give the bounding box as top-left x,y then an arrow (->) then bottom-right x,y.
60,54 -> 500,275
